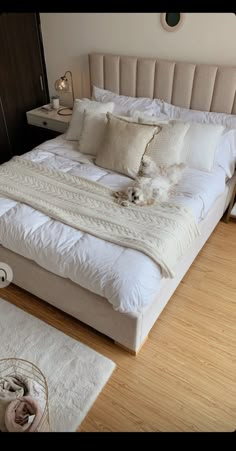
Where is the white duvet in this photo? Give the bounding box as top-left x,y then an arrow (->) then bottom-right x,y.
0,136 -> 227,313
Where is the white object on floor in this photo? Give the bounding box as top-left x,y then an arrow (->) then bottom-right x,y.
0,298 -> 115,432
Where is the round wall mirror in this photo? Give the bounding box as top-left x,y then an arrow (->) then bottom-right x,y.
160,13 -> 185,32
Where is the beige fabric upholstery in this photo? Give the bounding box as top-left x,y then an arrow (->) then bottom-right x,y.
210,67 -> 236,113
120,57 -> 137,97
154,60 -> 175,102
104,55 -> 120,94
146,120 -> 190,166
137,59 -> 156,99
190,65 -> 217,112
171,62 -> 196,108
95,113 -> 159,178
78,110 -> 107,155
89,53 -> 236,114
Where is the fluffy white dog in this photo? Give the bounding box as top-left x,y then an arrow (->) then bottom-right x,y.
115,155 -> 185,207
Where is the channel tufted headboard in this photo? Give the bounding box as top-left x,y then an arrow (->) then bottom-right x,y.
89,53 -> 236,115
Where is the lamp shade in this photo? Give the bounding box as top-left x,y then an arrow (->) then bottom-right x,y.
54,71 -> 74,100
54,70 -> 75,115
54,76 -> 70,93
54,71 -> 74,103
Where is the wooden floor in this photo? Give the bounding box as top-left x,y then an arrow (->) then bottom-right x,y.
1,220 -> 235,432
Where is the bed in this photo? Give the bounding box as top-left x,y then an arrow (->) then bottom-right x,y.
0,53 -> 236,353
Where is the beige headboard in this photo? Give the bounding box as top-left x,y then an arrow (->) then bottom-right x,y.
89,53 -> 236,115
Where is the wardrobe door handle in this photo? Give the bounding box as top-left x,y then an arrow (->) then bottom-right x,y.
39,75 -> 44,91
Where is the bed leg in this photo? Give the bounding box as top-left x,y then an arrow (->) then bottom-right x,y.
114,335 -> 149,355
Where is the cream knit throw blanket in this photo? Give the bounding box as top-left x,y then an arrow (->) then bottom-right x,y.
0,157 -> 200,278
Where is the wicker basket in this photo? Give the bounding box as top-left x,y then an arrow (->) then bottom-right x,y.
0,358 -> 50,432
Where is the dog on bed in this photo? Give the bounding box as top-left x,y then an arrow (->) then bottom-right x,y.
114,156 -> 185,207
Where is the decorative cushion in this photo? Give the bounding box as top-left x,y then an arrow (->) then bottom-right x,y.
78,110 -> 107,156
95,113 -> 160,178
65,98 -> 114,141
145,120 -> 190,166
182,123 -> 225,172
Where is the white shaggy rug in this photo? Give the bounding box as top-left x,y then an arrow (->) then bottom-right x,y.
0,298 -> 115,432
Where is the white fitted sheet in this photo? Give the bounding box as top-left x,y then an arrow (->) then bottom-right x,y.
0,135 -> 227,313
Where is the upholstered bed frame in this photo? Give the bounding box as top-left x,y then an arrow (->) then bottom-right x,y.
89,53 -> 236,114
1,53 -> 236,354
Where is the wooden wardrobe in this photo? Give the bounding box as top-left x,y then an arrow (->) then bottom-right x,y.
0,13 -> 50,164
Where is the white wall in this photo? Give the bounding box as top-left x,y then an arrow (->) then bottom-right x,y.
40,13 -> 236,106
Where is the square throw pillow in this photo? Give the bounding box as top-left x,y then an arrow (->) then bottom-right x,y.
95,113 -> 160,178
65,98 -> 114,141
182,123 -> 225,172
78,110 -> 107,156
145,120 -> 190,166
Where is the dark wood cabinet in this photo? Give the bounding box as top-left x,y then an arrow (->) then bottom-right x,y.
0,13 -> 49,162
0,97 -> 12,164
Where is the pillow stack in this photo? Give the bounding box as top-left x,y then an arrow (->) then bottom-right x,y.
134,112 -> 225,173
156,99 -> 235,175
66,99 -> 159,178
65,93 -> 229,179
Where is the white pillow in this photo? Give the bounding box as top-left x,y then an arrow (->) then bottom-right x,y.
183,123 -> 225,172
92,86 -> 159,117
78,110 -> 107,156
161,100 -> 236,129
214,129 -> 236,178
145,120 -> 190,167
65,98 -> 114,141
130,109 -> 169,124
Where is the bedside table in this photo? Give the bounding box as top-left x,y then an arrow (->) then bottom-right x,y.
26,105 -> 71,133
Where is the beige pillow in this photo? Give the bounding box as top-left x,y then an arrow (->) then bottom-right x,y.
145,120 -> 190,166
78,110 -> 107,156
95,113 -> 160,178
65,99 -> 114,141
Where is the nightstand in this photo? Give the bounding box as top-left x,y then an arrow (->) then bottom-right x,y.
26,105 -> 71,133
225,175 -> 236,223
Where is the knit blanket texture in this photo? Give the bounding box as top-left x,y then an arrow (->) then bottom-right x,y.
0,157 -> 200,277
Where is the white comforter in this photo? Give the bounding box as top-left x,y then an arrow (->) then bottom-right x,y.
0,136 -> 227,313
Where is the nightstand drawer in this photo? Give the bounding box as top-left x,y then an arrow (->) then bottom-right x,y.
26,112 -> 68,133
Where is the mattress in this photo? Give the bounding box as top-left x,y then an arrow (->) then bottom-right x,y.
0,135 -> 227,314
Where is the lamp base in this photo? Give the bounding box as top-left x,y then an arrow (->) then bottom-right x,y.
57,107 -> 72,116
